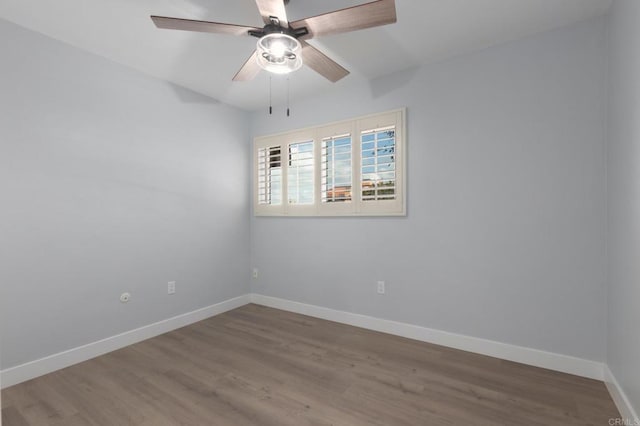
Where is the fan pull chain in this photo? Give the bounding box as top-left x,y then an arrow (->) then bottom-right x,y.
269,76 -> 273,115
286,77 -> 290,117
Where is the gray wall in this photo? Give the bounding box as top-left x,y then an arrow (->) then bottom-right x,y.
250,17 -> 608,362
0,19 -> 250,369
606,0 -> 640,414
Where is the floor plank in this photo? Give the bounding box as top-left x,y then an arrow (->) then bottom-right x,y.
1,304 -> 621,425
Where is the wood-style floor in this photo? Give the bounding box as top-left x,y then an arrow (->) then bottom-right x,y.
1,304 -> 620,425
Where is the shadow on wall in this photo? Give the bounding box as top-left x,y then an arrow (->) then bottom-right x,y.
369,66 -> 422,99
149,0 -> 259,108
168,82 -> 221,105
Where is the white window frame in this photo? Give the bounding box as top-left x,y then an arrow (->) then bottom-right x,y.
254,108 -> 406,216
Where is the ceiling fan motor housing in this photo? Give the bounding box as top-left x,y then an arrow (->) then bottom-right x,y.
248,17 -> 309,40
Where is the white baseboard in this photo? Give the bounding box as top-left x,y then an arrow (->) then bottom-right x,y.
0,294 -> 251,389
0,292 -> 609,391
249,293 -> 604,381
605,366 -> 640,423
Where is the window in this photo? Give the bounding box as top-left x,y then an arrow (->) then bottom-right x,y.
254,109 -> 405,216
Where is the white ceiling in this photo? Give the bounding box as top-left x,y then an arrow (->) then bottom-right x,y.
0,0 -> 612,111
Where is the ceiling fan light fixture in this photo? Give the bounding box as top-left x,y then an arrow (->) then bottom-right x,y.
256,33 -> 302,75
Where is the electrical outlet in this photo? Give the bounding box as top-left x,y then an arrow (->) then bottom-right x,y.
168,281 -> 176,295
252,268 -> 259,279
377,281 -> 385,295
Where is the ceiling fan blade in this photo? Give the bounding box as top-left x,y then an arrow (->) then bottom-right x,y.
291,0 -> 396,40
233,51 -> 261,81
151,16 -> 259,36
301,41 -> 349,83
255,0 -> 289,27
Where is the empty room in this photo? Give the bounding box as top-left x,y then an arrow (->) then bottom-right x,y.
1,0 -> 639,424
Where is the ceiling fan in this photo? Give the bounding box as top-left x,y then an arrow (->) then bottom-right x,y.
151,0 -> 397,83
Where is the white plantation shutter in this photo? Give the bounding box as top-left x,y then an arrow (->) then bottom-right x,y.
361,126 -> 396,202
321,134 -> 352,203
257,145 -> 282,205
287,141 -> 314,205
357,110 -> 404,215
254,108 -> 405,216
